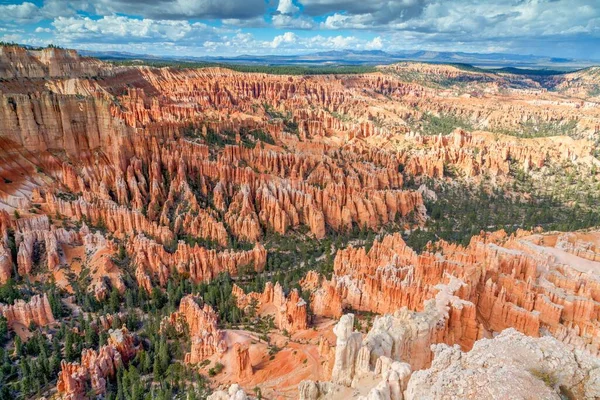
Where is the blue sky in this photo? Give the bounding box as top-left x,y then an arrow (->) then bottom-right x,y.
0,0 -> 599,59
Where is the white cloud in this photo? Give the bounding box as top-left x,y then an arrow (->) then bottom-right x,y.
318,0 -> 600,41
365,36 -> 383,50
221,16 -> 267,28
2,0 -> 598,59
272,14 -> 315,29
322,13 -> 369,30
271,32 -> 298,48
52,15 -> 221,44
0,0 -> 80,23
277,0 -> 300,15
0,33 -> 23,43
0,2 -> 44,23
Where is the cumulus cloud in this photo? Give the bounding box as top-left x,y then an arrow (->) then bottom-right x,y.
365,36 -> 383,50
316,0 -> 600,41
0,1 -> 73,23
0,2 -> 40,23
52,15 -> 222,44
271,31 -> 298,47
221,16 -> 268,28
277,0 -> 300,15
202,31 -> 387,55
1,0 -> 599,59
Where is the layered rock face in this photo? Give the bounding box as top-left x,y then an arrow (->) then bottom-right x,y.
0,293 -> 55,329
165,295 -> 227,364
56,328 -> 137,400
233,282 -> 308,333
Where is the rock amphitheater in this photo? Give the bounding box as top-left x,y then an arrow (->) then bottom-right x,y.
1,45 -> 600,399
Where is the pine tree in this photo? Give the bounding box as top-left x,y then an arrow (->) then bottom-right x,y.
158,339 -> 169,376
64,331 -> 74,361
109,287 -> 121,313
0,315 -> 7,345
153,356 -> 161,382
116,369 -> 125,400
14,335 -> 23,357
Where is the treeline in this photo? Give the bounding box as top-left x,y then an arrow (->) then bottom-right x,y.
0,42 -> 63,50
108,59 -> 376,75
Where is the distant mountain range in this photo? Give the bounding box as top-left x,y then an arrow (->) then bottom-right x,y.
78,49 -> 598,70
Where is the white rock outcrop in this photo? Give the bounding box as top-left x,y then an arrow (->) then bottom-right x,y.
300,319 -> 600,399
331,314 -> 363,386
405,328 -> 600,400
207,384 -> 249,400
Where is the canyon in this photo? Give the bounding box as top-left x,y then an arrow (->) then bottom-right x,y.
0,45 -> 600,399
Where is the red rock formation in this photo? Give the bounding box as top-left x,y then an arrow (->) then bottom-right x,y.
0,244 -> 11,284
301,272 -> 343,319
0,294 -> 54,328
233,343 -> 253,380
46,194 -> 175,245
318,336 -> 335,380
0,45 -> 113,79
233,282 -> 308,333
56,328 -> 136,400
401,128 -> 591,179
165,295 -> 227,364
131,234 -> 266,289
82,230 -> 127,300
2,50 -> 600,398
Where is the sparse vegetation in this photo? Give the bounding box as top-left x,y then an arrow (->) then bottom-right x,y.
492,119 -> 578,138
416,112 -> 474,135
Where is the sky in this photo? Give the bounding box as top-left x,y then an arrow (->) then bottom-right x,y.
0,0 -> 599,59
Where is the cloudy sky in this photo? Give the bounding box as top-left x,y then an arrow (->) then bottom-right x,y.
0,0 -> 599,59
